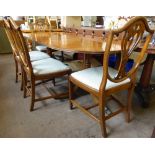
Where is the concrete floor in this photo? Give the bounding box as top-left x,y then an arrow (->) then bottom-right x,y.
0,54 -> 155,138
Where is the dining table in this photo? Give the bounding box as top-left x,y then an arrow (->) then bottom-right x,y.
24,31 -> 122,68
24,31 -> 155,107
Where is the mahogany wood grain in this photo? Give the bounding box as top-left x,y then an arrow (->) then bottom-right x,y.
23,32 -> 122,54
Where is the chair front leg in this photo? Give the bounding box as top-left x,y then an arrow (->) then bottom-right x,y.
23,69 -> 27,98
30,78 -> 35,112
99,95 -> 107,138
69,79 -> 74,110
20,70 -> 23,91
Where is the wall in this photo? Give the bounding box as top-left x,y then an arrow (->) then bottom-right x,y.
0,27 -> 12,53
61,16 -> 81,27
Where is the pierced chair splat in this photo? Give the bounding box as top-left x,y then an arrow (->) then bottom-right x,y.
69,16 -> 154,137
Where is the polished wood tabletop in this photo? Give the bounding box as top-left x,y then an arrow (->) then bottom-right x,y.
24,32 -> 122,54
139,42 -> 155,53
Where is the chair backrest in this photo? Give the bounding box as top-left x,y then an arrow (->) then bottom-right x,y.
64,27 -> 72,33
76,28 -> 85,35
46,16 -> 52,29
100,16 -> 154,91
84,29 -> 93,36
70,27 -> 78,33
94,30 -> 109,38
8,17 -> 33,73
63,27 -> 78,34
2,18 -> 18,56
29,16 -> 51,32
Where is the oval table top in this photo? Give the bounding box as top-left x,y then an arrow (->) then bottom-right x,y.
24,32 -> 122,54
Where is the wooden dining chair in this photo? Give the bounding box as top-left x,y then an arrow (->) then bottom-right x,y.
1,19 -> 22,84
8,17 -> 72,111
64,27 -> 72,33
77,28 -> 85,35
84,29 -> 93,37
2,18 -> 51,89
46,16 -> 59,30
69,27 -> 78,33
69,16 -> 154,137
27,16 -> 49,51
31,18 -> 63,61
3,18 -> 57,92
25,16 -> 53,53
93,30 -> 109,38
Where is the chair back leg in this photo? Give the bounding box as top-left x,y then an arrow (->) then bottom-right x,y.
69,80 -> 74,110
126,84 -> 135,123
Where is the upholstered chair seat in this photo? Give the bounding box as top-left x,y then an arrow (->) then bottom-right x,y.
36,45 -> 47,51
32,57 -> 70,76
71,66 -> 130,91
16,51 -> 50,62
29,51 -> 50,61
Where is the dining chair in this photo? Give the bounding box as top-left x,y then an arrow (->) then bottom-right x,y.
33,20 -> 62,61
28,16 -> 49,51
4,18 -> 57,93
1,19 -> 22,84
93,30 -> 108,38
84,29 -> 94,37
77,28 -> 85,36
71,28 -> 78,33
2,18 -> 51,89
64,27 -> 72,33
46,16 -> 57,30
23,17 -> 58,60
25,16 -> 52,53
69,16 -> 154,137
34,18 -> 63,61
8,17 -> 72,111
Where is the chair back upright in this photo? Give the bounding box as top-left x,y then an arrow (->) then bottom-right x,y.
100,16 -> 154,91
3,19 -> 19,57
8,17 -> 33,74
33,16 -> 50,31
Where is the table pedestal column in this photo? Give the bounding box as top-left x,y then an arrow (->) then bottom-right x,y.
135,53 -> 155,107
83,54 -> 92,69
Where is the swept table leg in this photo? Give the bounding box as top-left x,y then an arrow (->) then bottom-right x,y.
135,53 -> 155,107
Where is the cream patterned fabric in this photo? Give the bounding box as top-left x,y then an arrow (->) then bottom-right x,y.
29,51 -> 50,62
36,45 -> 47,51
32,58 -> 70,75
71,66 -> 130,91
